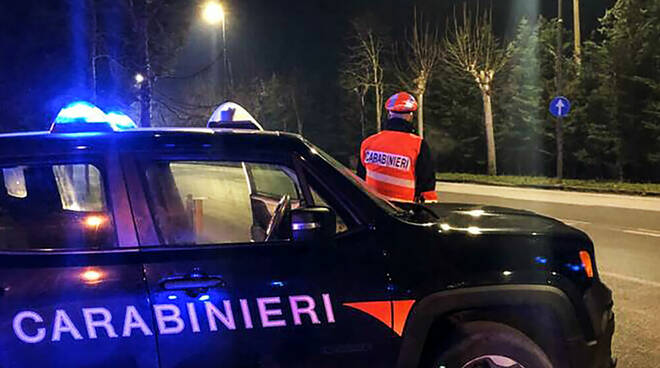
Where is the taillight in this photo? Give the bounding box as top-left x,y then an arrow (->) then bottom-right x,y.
579,251 -> 594,278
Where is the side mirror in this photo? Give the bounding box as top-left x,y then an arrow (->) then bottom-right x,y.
290,207 -> 336,242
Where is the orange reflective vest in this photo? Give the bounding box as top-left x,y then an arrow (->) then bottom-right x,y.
360,130 -> 437,203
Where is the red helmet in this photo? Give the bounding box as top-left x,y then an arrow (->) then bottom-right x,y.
385,92 -> 418,113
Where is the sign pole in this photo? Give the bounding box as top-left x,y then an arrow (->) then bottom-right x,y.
556,117 -> 563,180
556,0 -> 564,179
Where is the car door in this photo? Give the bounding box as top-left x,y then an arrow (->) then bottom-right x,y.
0,153 -> 158,368
127,151 -> 401,368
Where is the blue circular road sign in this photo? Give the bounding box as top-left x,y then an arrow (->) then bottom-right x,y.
549,96 -> 571,118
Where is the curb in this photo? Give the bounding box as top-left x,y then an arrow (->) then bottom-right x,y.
436,179 -> 660,198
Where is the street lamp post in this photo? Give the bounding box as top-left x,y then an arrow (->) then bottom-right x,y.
573,0 -> 582,64
221,9 -> 230,98
202,1 -> 231,98
556,0 -> 564,179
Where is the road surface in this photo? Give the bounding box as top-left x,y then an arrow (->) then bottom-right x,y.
437,182 -> 660,368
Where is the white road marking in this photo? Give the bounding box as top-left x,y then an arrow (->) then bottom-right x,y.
623,229 -> 660,238
600,271 -> 660,288
437,182 -> 660,212
558,219 -> 591,225
556,219 -> 660,238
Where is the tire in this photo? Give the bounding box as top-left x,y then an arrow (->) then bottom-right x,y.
433,321 -> 554,368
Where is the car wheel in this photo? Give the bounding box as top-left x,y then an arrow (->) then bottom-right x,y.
433,321 -> 553,368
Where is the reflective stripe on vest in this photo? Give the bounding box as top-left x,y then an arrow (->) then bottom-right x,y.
366,171 -> 415,189
361,130 -> 422,202
365,172 -> 415,202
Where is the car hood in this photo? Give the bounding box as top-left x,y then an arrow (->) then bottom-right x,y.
422,203 -> 584,238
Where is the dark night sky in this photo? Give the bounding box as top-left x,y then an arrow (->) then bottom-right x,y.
0,0 -> 616,131
172,0 -> 615,80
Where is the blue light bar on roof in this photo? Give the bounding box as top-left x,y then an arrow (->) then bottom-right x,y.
50,101 -> 136,133
54,101 -> 107,124
106,111 -> 138,130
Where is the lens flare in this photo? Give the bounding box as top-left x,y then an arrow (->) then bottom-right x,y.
81,269 -> 103,284
467,226 -> 482,235
83,215 -> 106,228
202,2 -> 224,25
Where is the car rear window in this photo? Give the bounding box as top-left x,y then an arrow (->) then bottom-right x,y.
0,162 -> 115,250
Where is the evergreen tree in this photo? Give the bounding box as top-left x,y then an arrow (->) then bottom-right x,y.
569,40 -> 621,179
573,0 -> 660,181
497,18 -> 546,176
427,62 -> 485,174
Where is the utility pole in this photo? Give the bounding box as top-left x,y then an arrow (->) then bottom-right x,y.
556,0 -> 564,179
573,0 -> 582,64
90,0 -> 98,103
221,13 -> 230,99
139,1 -> 153,128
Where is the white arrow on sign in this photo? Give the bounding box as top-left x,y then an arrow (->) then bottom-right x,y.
555,99 -> 565,116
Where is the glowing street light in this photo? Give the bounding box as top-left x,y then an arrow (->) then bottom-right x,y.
201,1 -> 232,97
202,1 -> 224,25
134,73 -> 145,84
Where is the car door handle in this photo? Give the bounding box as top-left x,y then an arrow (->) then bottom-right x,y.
159,274 -> 227,291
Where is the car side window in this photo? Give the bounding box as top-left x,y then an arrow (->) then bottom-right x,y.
142,160 -> 304,245
246,163 -> 300,200
310,188 -> 349,234
247,162 -> 351,234
0,163 -> 115,250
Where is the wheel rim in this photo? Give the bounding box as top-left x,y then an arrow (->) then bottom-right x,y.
459,355 -> 525,368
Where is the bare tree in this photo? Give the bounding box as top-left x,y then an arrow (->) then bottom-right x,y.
443,5 -> 512,176
340,39 -> 369,138
341,21 -> 385,134
395,9 -> 442,138
86,0 -> 193,127
284,72 -> 305,135
291,88 -> 303,135
350,85 -> 370,139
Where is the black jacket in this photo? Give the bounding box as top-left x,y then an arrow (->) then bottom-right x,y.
357,118 -> 436,200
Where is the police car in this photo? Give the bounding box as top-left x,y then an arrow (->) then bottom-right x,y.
0,101 -> 614,368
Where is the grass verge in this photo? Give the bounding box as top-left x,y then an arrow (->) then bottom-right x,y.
436,173 -> 660,197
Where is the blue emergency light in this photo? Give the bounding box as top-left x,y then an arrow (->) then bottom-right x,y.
50,101 -> 137,133
106,111 -> 138,130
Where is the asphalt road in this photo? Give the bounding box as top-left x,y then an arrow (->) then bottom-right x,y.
436,182 -> 660,368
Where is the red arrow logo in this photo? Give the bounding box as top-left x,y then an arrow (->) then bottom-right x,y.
343,300 -> 415,336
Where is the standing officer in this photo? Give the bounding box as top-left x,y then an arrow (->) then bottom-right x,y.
357,92 -> 438,203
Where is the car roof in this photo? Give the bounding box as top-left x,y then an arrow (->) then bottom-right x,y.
0,128 -> 308,159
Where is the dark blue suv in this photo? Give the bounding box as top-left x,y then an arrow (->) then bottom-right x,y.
0,104 -> 614,368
